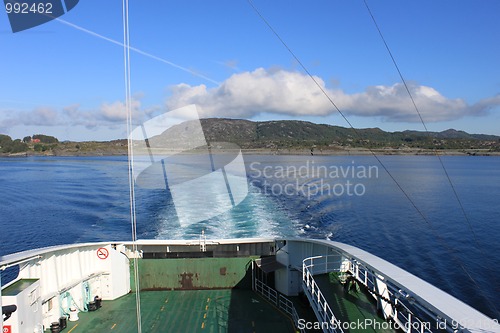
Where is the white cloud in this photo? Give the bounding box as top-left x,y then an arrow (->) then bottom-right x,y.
99,99 -> 141,122
0,107 -> 63,130
167,68 -> 331,118
341,83 -> 471,122
0,98 -> 144,132
24,107 -> 61,126
2,68 -> 499,138
166,68 -> 500,123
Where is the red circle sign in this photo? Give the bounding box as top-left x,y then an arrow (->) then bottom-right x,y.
97,247 -> 109,260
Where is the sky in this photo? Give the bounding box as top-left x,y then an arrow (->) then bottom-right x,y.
0,0 -> 499,141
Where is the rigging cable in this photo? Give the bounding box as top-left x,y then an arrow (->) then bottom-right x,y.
362,0 -> 481,248
247,0 -> 499,319
122,0 -> 142,332
363,0 -> 499,317
246,0 -> 430,229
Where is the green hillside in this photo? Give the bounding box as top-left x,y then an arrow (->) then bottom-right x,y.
1,119 -> 499,156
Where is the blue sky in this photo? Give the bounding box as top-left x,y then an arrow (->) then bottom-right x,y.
1,0 -> 499,141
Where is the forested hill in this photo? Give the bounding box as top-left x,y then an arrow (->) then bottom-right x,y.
198,118 -> 500,151
1,119 -> 499,155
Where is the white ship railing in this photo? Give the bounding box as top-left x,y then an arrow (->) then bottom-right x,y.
287,238 -> 500,333
302,255 -> 344,333
352,259 -> 435,333
254,278 -> 305,333
302,253 -> 443,333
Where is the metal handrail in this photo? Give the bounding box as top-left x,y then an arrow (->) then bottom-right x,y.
302,256 -> 344,333
346,259 -> 437,333
254,278 -> 306,333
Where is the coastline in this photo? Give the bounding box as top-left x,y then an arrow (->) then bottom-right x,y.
2,147 -> 499,157
241,148 -> 500,156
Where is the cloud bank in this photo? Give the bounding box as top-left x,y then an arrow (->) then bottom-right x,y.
0,98 -> 145,134
2,68 -> 499,136
166,67 -> 500,123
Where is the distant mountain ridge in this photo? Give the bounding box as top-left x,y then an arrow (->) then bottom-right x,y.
198,118 -> 500,150
1,118 -> 499,155
401,128 -> 499,141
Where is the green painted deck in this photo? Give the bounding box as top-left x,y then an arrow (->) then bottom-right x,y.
44,257 -> 297,332
314,273 -> 400,333
42,257 -> 398,332
52,289 -> 295,333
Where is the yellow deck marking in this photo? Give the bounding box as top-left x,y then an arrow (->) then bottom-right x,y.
111,323 -> 116,329
201,298 -> 210,329
67,324 -> 79,333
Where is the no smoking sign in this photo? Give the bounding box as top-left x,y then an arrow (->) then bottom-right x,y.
96,247 -> 109,260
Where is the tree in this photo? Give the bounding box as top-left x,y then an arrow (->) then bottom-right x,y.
23,136 -> 32,143
0,135 -> 12,153
0,136 -> 27,153
10,139 -> 28,153
0,134 -> 12,145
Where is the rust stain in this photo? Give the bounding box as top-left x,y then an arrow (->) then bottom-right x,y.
219,267 -> 227,276
179,272 -> 194,289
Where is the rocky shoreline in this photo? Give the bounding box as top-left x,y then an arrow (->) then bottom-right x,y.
3,147 -> 499,157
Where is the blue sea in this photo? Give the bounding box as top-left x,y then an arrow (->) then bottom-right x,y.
0,155 -> 499,319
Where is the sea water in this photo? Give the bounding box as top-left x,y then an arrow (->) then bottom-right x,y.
0,154 -> 498,319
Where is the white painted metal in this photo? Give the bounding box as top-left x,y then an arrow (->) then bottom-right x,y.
302,256 -> 344,333
374,274 -> 393,319
1,243 -> 130,330
1,279 -> 42,333
274,267 -> 288,295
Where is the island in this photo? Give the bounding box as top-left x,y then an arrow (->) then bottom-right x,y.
1,119 -> 499,156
